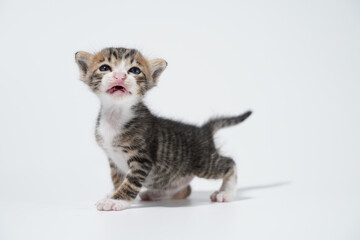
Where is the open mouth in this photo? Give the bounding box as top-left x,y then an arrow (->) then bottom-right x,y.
106,84 -> 130,95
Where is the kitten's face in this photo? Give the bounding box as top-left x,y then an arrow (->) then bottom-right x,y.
75,48 -> 167,103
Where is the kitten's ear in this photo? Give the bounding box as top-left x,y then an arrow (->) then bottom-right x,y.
150,59 -> 167,84
75,51 -> 93,80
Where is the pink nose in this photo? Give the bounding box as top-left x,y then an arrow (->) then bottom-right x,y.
113,72 -> 126,81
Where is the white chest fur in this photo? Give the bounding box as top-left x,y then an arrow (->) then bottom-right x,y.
97,101 -> 136,174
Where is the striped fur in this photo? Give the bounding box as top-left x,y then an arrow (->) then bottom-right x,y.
75,47 -> 252,210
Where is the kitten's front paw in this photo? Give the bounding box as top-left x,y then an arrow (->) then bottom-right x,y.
210,191 -> 235,202
96,198 -> 130,211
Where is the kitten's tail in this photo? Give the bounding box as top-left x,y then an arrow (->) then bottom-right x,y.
203,111 -> 252,134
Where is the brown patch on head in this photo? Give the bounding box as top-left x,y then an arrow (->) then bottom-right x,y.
93,54 -> 105,64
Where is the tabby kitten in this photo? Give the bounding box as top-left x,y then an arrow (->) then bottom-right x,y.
75,47 -> 251,211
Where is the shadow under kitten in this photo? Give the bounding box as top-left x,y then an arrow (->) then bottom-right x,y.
129,182 -> 290,209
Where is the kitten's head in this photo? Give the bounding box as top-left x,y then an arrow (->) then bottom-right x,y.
75,47 -> 167,103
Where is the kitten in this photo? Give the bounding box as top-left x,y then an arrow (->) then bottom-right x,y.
75,47 -> 252,211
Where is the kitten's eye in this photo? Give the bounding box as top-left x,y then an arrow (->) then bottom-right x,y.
129,67 -> 141,75
99,64 -> 111,72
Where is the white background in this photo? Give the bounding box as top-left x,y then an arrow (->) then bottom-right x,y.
0,0 -> 359,239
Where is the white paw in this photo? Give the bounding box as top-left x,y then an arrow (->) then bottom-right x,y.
95,198 -> 131,211
210,190 -> 235,202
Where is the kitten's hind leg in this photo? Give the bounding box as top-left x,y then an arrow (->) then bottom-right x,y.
139,189 -> 168,201
197,155 -> 237,202
172,185 -> 191,200
140,185 -> 192,201
210,166 -> 237,202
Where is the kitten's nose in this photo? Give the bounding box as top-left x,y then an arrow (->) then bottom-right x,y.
113,72 -> 126,81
